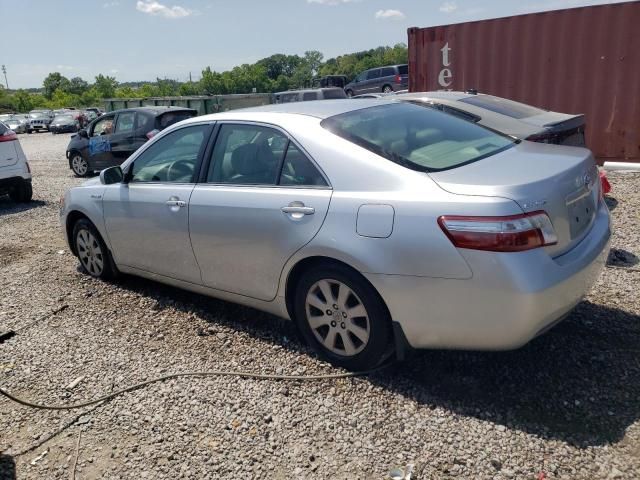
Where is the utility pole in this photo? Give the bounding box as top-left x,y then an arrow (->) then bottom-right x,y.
1,65 -> 7,89
189,71 -> 192,83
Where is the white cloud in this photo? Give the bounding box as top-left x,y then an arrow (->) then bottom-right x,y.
307,0 -> 359,4
136,1 -> 193,18
55,65 -> 75,71
518,0 -> 618,13
110,69 -> 119,74
375,9 -> 406,20
103,1 -> 120,8
439,1 -> 458,13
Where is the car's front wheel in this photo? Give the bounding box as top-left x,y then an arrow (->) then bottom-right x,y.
294,264 -> 391,370
70,153 -> 89,177
72,219 -> 116,280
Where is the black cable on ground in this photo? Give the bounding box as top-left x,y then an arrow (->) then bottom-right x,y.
0,364 -> 390,411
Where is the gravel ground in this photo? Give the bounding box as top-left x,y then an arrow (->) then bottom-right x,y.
0,132 -> 639,479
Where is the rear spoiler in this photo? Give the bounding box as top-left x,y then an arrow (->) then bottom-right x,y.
543,114 -> 585,131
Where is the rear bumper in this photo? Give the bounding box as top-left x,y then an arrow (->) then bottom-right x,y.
0,176 -> 31,194
365,200 -> 611,350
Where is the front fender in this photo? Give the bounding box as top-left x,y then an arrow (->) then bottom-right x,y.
62,185 -> 109,252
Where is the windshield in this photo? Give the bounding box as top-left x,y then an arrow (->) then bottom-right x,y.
459,95 -> 547,119
30,112 -> 48,118
54,115 -> 74,122
321,103 -> 515,172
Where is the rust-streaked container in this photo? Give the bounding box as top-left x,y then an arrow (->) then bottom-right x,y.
408,2 -> 640,163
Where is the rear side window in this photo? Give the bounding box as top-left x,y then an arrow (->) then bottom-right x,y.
321,103 -> 514,172
366,69 -> 381,80
459,95 -> 546,119
302,92 -> 318,101
0,122 -> 7,135
380,67 -> 395,77
279,144 -> 327,187
397,65 -> 408,75
157,111 -> 196,130
136,112 -> 154,130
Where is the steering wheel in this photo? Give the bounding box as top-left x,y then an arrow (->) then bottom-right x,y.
166,159 -> 194,182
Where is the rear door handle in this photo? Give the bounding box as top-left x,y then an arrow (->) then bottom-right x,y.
281,205 -> 315,215
166,199 -> 186,207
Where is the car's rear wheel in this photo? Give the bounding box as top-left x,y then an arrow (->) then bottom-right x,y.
72,219 -> 116,280
71,154 -> 89,177
345,89 -> 354,98
9,181 -> 32,203
382,85 -> 393,93
294,264 -> 391,370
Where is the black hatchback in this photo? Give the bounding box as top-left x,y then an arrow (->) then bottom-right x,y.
66,106 -> 197,177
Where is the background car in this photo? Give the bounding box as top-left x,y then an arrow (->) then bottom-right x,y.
344,64 -> 408,97
27,109 -> 53,133
3,115 -> 27,134
66,106 -> 197,176
50,113 -> 80,134
0,120 -> 32,202
60,100 -> 610,370
274,88 -> 347,103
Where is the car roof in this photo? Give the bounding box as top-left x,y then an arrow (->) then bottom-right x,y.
396,91 -> 476,101
105,106 -> 196,116
232,98 -> 392,119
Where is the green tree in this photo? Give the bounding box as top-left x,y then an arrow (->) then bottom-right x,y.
94,74 -> 118,99
10,90 -> 34,112
67,77 -> 89,96
43,72 -> 70,99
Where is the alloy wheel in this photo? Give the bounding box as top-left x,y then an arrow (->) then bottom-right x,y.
305,278 -> 370,357
76,229 -> 104,276
72,155 -> 88,176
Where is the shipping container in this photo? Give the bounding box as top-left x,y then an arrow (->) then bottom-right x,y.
104,93 -> 273,116
408,1 -> 640,163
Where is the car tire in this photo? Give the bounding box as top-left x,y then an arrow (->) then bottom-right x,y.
9,181 -> 32,203
382,85 -> 393,93
72,218 -> 117,280
293,264 -> 392,370
26,129 -> 32,134
70,153 -> 90,177
345,89 -> 354,98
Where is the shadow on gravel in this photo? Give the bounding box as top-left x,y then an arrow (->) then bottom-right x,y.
113,275 -> 639,448
607,248 -> 639,267
604,196 -> 618,211
0,199 -> 46,218
0,453 -> 16,480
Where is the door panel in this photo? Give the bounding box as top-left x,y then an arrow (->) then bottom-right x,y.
103,183 -> 202,284
189,186 -> 332,301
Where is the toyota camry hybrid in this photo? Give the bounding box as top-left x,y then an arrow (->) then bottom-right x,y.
60,100 -> 611,370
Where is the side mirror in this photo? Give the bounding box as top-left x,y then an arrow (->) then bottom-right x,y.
78,129 -> 88,138
100,166 -> 123,185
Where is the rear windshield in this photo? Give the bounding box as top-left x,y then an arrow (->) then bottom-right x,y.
321,103 -> 514,172
397,65 -> 408,75
157,111 -> 196,130
459,95 -> 546,119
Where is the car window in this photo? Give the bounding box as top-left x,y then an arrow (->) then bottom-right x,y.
302,92 -> 318,101
321,103 -> 515,172
366,69 -> 381,80
322,89 -> 346,99
207,124 -> 287,185
157,111 -> 196,130
355,72 -> 367,82
115,112 -> 136,134
380,67 -> 395,77
91,116 -> 115,137
458,95 -> 546,119
135,112 -> 153,130
279,143 -> 327,187
441,105 -> 481,123
397,65 -> 408,75
130,125 -> 208,183
0,122 -> 7,135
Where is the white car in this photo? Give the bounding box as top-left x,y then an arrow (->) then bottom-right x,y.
0,121 -> 32,202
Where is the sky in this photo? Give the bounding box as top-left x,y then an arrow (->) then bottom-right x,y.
0,0 -> 634,88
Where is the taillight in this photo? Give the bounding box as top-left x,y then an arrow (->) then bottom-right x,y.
394,74 -> 402,84
438,211 -> 558,252
599,169 -> 611,196
0,131 -> 17,142
146,129 -> 160,140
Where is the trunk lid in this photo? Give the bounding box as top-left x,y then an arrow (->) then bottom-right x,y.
429,142 -> 600,257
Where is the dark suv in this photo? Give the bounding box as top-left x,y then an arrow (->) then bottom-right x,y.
344,64 -> 408,97
66,106 -> 196,177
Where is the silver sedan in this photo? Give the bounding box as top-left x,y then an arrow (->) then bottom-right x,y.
60,100 -> 611,370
